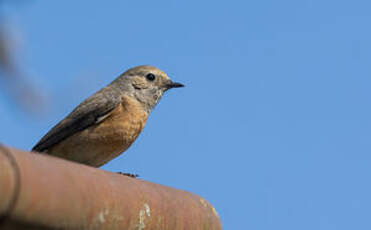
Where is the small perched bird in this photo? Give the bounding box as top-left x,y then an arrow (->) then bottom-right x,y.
32,65 -> 184,167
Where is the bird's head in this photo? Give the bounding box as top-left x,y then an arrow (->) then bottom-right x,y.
115,65 -> 184,112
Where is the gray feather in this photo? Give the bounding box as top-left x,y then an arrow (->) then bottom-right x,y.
32,87 -> 122,152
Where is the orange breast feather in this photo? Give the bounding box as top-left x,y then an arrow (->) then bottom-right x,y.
48,96 -> 148,167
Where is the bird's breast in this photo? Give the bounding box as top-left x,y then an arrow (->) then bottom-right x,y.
97,95 -> 148,147
48,96 -> 148,167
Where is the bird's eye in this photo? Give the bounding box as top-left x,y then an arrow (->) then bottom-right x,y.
146,73 -> 156,81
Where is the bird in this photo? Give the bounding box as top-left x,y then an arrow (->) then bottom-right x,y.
32,65 -> 184,168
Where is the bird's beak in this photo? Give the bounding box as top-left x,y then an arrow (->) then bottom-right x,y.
165,81 -> 184,90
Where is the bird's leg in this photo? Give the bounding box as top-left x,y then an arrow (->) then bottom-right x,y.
116,172 -> 139,178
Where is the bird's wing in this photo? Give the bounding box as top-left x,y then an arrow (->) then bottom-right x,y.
32,87 -> 122,152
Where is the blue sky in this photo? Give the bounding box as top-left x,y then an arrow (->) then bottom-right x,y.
1,0 -> 371,229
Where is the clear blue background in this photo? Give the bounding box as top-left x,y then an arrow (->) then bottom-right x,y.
1,1 -> 371,229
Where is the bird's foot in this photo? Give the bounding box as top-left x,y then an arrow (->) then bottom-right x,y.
117,172 -> 139,178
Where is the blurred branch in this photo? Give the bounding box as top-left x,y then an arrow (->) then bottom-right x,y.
0,146 -> 222,230
0,30 -> 12,73
0,1 -> 47,115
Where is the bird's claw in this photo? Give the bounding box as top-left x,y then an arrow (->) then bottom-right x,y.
117,172 -> 139,178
